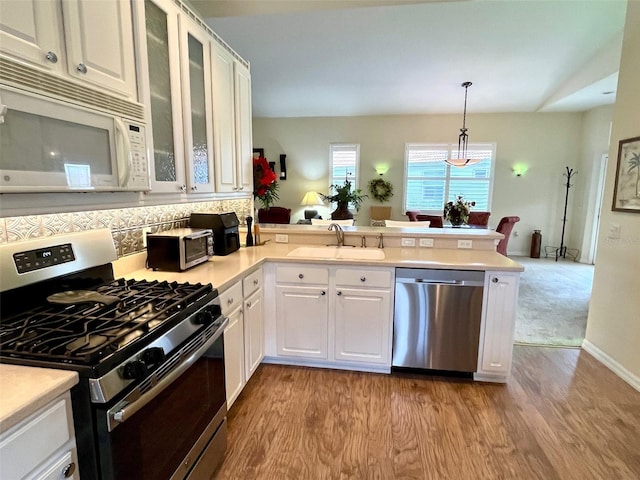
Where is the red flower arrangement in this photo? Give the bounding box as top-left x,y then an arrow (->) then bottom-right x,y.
253,156 -> 279,209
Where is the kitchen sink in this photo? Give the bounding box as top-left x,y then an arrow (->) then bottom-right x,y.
287,246 -> 385,260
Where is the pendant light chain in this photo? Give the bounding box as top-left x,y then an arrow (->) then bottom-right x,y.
447,81 -> 478,167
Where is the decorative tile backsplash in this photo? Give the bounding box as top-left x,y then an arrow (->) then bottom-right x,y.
0,198 -> 252,257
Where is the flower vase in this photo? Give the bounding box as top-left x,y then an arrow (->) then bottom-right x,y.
331,201 -> 354,220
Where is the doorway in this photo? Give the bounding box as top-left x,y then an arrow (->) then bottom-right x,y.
587,153 -> 608,264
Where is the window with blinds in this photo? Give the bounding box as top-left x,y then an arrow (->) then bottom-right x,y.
330,143 -> 360,189
404,143 -> 496,213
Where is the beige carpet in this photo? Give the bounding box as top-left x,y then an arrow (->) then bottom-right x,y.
513,256 -> 595,347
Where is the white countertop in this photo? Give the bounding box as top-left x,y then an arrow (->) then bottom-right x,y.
115,243 -> 524,292
0,365 -> 78,432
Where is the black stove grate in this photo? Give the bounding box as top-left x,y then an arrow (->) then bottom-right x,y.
0,278 -> 212,366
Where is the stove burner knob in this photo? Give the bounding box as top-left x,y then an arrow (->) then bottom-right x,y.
142,346 -> 166,366
122,360 -> 148,380
195,309 -> 214,325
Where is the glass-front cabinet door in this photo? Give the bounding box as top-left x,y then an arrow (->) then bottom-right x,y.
179,16 -> 215,193
139,0 -> 186,193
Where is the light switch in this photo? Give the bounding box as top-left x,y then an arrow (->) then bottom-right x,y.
608,223 -> 621,239
275,234 -> 289,243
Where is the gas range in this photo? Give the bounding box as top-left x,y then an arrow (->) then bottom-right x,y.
0,229 -> 229,479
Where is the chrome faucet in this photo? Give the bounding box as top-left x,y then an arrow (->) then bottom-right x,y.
376,233 -> 384,249
328,223 -> 345,247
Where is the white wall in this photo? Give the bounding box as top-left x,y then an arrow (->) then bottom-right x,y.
253,112 -> 586,256
585,0 -> 640,385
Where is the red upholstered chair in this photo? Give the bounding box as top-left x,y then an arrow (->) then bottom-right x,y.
258,207 -> 291,224
416,214 -> 443,228
496,216 -> 520,256
468,211 -> 491,227
405,210 -> 420,221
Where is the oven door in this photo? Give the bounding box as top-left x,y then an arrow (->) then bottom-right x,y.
97,321 -> 227,480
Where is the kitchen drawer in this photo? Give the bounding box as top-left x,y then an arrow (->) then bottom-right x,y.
276,265 -> 329,285
243,267 -> 263,297
335,268 -> 393,288
219,281 -> 243,314
0,393 -> 73,480
31,449 -> 77,480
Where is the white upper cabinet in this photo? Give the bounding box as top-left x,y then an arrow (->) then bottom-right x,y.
234,61 -> 253,192
211,43 -> 238,193
61,0 -> 137,98
179,16 -> 215,193
137,0 -> 185,193
0,0 -> 137,100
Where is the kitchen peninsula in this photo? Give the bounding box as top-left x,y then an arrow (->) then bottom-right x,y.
113,224 -> 523,409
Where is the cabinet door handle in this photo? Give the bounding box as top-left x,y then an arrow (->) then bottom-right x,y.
191,185 -> 198,191
180,184 -> 187,191
298,273 -> 304,279
337,291 -> 342,296
45,51 -> 58,63
321,290 -> 326,295
77,63 -> 88,74
253,279 -> 258,285
492,277 -> 499,283
246,301 -> 251,307
62,462 -> 76,478
227,298 -> 234,305
360,276 -> 366,282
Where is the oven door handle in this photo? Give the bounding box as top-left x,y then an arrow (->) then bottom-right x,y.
110,318 -> 228,429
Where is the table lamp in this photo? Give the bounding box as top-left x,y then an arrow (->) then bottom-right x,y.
300,191 -> 324,219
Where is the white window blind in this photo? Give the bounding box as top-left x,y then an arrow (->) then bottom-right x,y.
404,143 -> 495,213
330,143 -> 360,190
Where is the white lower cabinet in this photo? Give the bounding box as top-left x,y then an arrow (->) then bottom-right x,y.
476,271 -> 520,382
0,392 -> 78,480
244,287 -> 264,379
221,268 -> 264,409
272,263 -> 394,372
276,285 -> 329,358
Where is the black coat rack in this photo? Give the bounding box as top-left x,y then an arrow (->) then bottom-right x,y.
544,166 -> 580,261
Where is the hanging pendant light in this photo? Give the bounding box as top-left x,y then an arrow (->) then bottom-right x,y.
446,81 -> 480,167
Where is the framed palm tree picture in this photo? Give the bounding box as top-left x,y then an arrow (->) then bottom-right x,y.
612,136 -> 640,213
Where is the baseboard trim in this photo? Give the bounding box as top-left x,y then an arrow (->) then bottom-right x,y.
582,339 -> 640,392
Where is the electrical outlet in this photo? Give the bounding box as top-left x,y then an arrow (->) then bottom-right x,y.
457,239 -> 473,249
275,234 -> 289,243
142,227 -> 151,247
608,223 -> 621,239
401,238 -> 415,247
419,238 -> 434,247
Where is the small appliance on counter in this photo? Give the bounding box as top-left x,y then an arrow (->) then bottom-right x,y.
146,228 -> 213,271
190,212 -> 241,256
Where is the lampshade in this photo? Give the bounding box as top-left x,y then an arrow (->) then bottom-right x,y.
300,191 -> 324,206
445,81 -> 480,168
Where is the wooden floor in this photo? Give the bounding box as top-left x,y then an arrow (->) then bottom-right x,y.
214,346 -> 640,479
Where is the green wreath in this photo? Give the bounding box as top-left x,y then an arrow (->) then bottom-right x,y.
368,177 -> 394,202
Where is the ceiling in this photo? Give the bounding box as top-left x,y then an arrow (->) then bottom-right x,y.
193,0 -> 627,118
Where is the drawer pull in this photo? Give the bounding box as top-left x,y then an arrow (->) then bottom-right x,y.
46,51 -> 58,63
337,291 -> 342,296
492,277 -> 499,283
227,298 -> 234,305
321,290 -> 326,296
298,273 -> 304,279
77,63 -> 88,74
62,462 -> 76,478
253,279 -> 259,285
360,276 -> 366,282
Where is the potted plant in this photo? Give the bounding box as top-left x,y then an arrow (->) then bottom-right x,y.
444,195 -> 476,226
321,179 -> 368,220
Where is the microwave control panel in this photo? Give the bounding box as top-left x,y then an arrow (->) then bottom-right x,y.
126,122 -> 149,189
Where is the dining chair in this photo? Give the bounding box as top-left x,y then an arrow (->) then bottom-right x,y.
468,211 -> 491,227
405,210 -> 420,221
416,214 -> 443,228
495,216 -> 520,256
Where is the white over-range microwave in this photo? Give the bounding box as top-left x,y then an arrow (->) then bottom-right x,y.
0,86 -> 150,193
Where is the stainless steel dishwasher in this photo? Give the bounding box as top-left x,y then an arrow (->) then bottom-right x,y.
392,268 -> 484,373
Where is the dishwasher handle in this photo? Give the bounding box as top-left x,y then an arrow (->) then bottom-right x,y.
396,277 -> 484,287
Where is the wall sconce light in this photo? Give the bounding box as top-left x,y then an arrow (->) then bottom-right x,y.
300,191 -> 324,219
374,165 -> 389,176
513,165 -> 528,177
